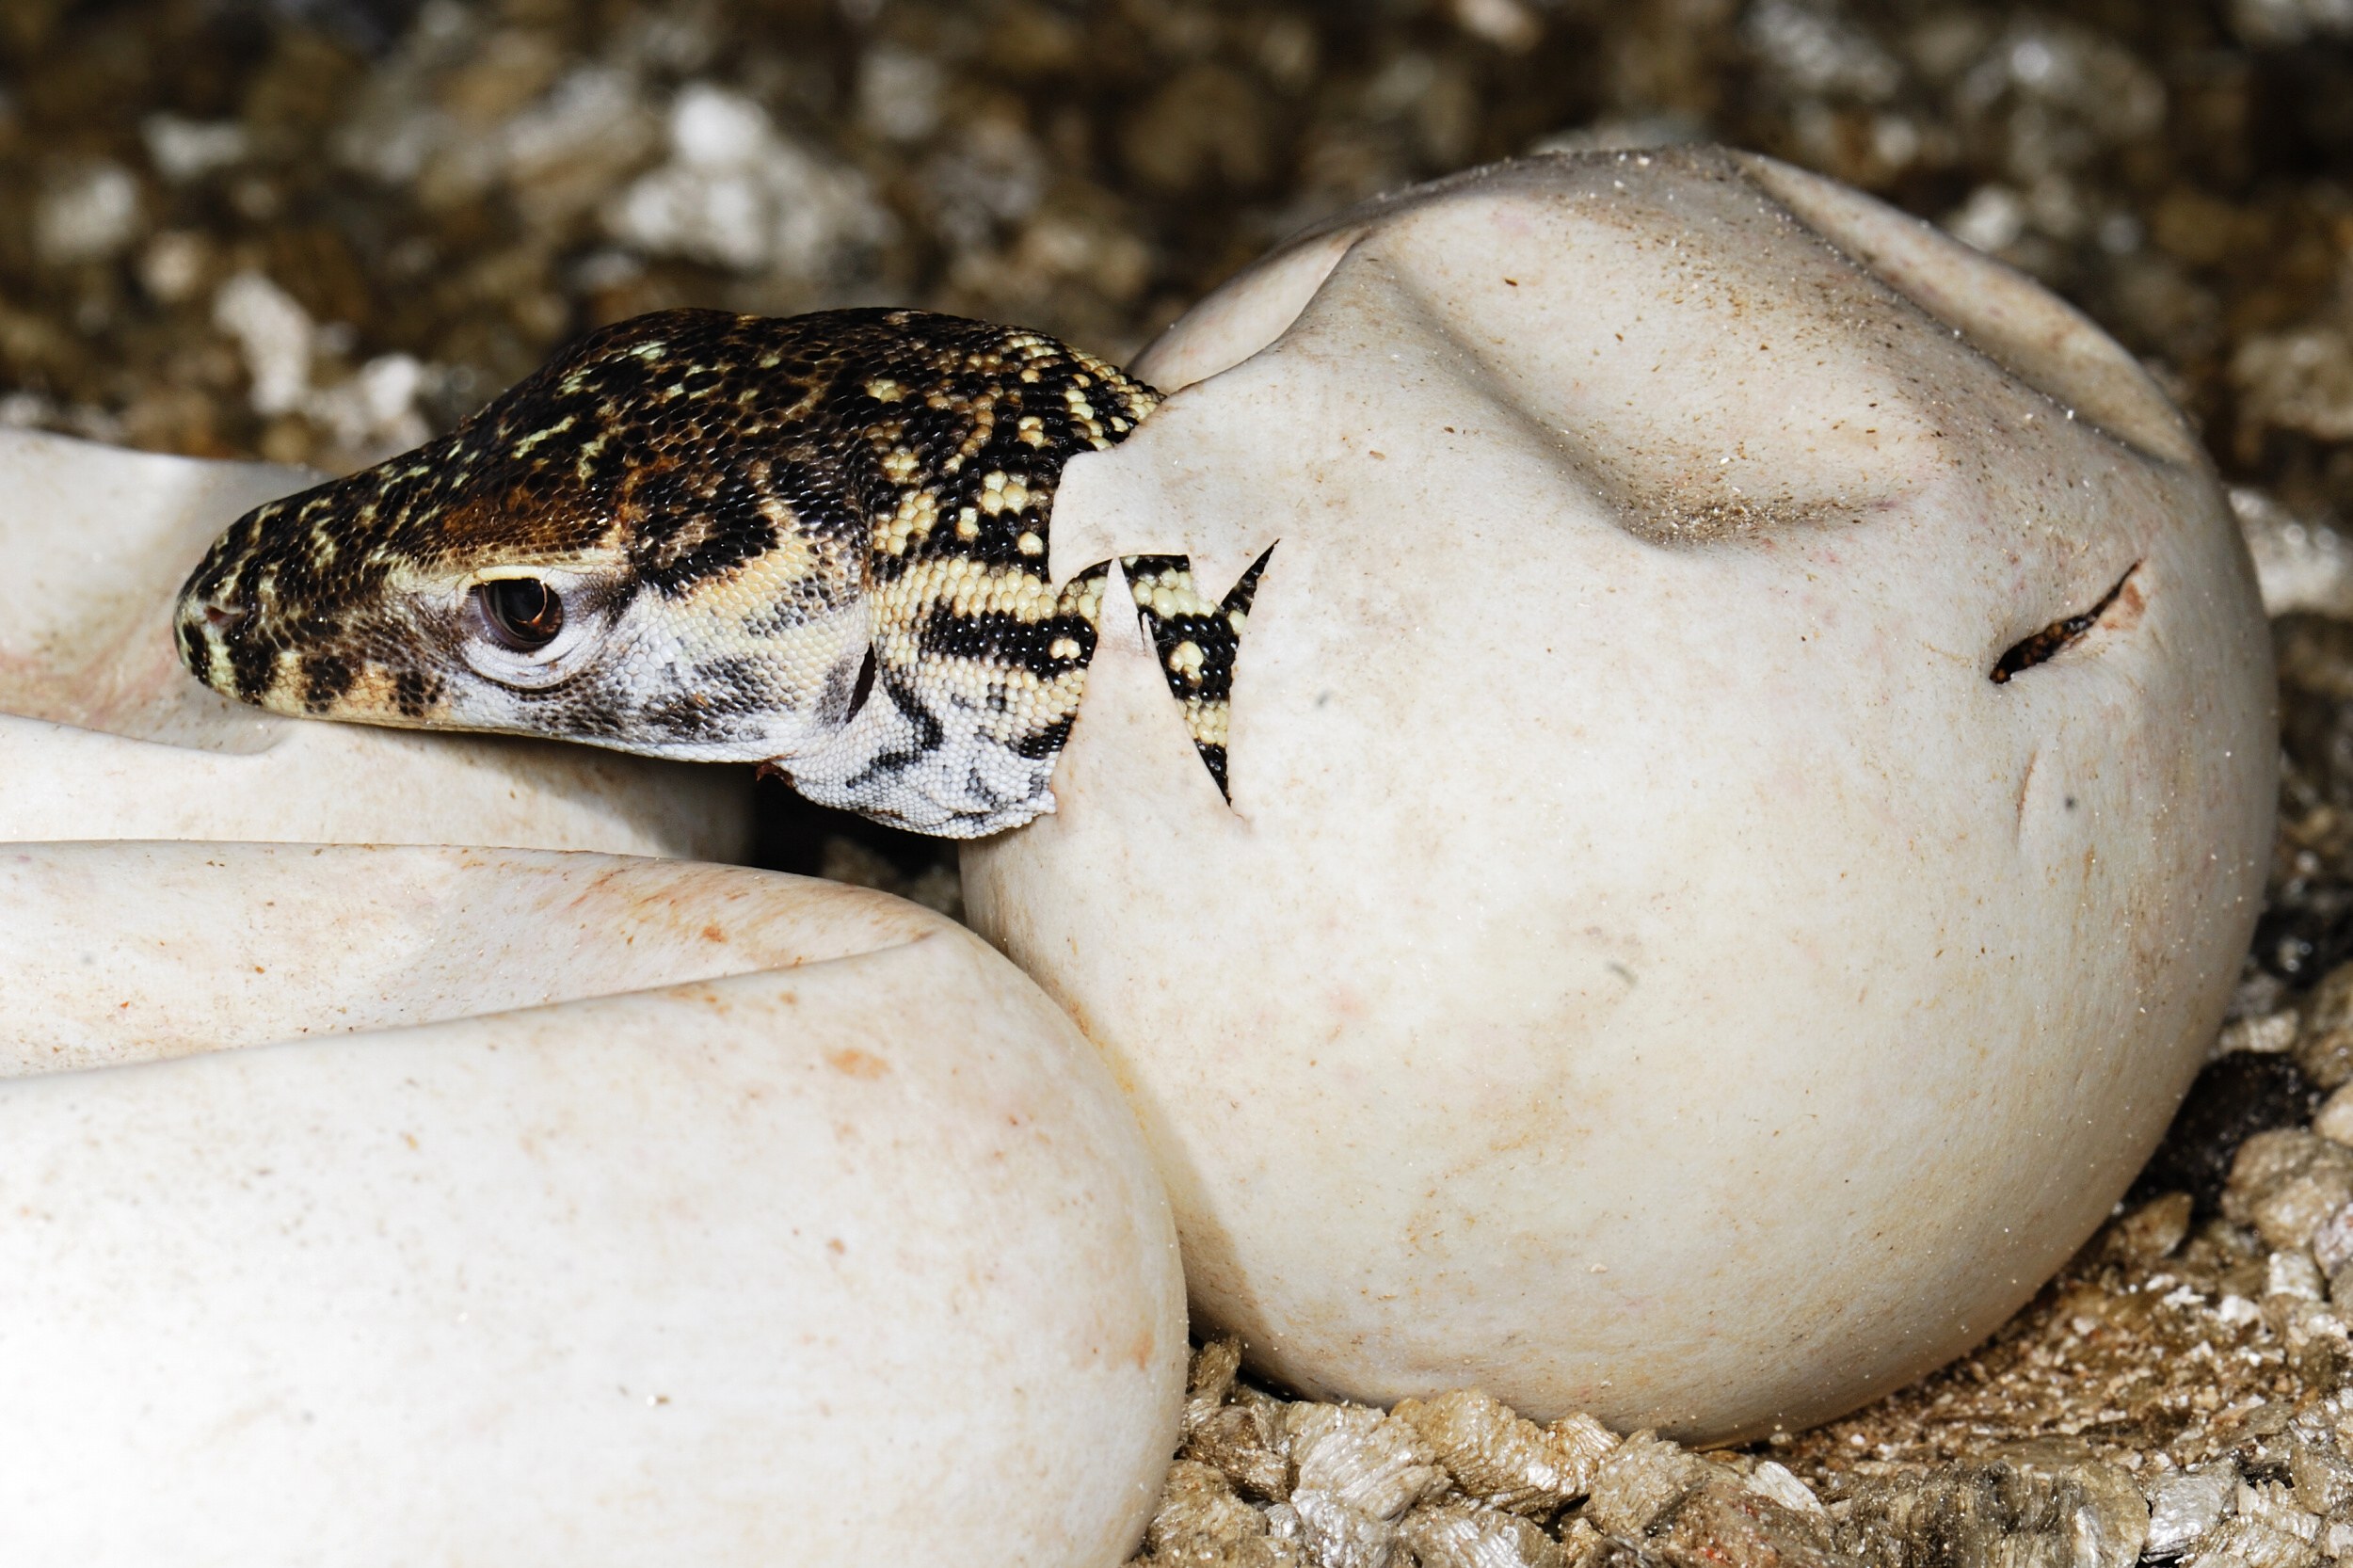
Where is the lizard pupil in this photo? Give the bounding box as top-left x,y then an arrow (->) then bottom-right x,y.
476,579 -> 564,651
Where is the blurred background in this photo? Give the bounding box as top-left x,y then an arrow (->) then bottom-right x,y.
3,0 -> 2352,920
3,0 -> 2347,490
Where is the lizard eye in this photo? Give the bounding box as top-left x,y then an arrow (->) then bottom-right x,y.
473,578 -> 565,652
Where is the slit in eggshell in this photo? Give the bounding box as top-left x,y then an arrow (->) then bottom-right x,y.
1990,563 -> 2142,684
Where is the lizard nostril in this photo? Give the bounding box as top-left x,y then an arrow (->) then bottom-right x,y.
199,600 -> 248,628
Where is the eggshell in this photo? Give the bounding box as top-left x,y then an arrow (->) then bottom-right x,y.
0,841 -> 1183,1566
964,148 -> 2276,1440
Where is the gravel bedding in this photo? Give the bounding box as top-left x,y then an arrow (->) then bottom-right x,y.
8,0 -> 2353,1560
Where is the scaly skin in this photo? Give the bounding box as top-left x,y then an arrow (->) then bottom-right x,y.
174,306 -> 1265,837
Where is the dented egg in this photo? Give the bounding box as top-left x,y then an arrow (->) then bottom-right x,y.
965,148 -> 2275,1441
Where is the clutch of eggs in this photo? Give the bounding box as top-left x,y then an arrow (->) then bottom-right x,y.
0,432 -> 1181,1566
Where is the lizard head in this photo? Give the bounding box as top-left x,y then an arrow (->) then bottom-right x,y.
174,309 -> 879,761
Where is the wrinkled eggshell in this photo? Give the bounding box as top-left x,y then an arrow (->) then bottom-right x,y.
0,428 -> 748,855
0,841 -> 1183,1566
964,148 -> 2276,1440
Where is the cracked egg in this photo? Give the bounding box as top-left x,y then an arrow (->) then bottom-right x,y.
965,148 -> 2276,1442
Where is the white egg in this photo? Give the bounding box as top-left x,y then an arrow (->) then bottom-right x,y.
966,148 -> 2275,1441
0,426 -> 747,855
0,842 -> 1183,1565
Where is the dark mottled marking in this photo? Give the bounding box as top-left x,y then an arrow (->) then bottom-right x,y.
226,617 -> 280,707
916,606 -> 1099,676
174,620 -> 206,680
625,464 -> 781,593
637,687 -> 732,742
391,666 -> 437,720
842,673 -> 947,790
301,652 -> 355,711
1126,545 -> 1277,797
1015,713 -> 1077,760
